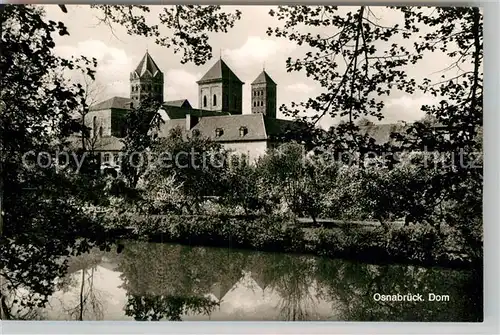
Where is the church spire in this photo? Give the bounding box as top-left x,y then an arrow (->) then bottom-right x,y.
134,51 -> 161,77
130,50 -> 164,103
251,69 -> 277,118
197,58 -> 244,115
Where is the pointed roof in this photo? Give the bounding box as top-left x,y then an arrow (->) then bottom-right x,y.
90,96 -> 133,111
197,59 -> 243,85
133,51 -> 162,77
252,70 -> 276,85
210,282 -> 233,301
164,99 -> 192,109
250,271 -> 270,291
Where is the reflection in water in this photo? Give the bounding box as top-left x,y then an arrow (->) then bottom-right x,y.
51,251 -> 107,321
38,241 -> 482,322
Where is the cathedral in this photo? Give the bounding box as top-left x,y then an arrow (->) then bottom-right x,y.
82,51 -> 299,168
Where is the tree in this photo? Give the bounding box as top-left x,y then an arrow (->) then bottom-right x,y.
218,157 -> 264,216
267,6 -> 419,153
357,117 -> 374,127
142,127 -> 228,214
395,8 -> 483,179
267,6 -> 483,236
0,5 -> 115,317
119,96 -> 163,189
77,75 -> 105,151
257,143 -> 335,224
356,160 -> 438,229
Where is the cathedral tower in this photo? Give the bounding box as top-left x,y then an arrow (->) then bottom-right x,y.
130,51 -> 164,103
197,59 -> 244,115
251,70 -> 277,118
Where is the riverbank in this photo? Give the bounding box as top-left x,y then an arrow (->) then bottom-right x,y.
107,214 -> 481,270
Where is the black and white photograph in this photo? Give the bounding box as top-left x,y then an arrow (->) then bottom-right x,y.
0,5 -> 483,322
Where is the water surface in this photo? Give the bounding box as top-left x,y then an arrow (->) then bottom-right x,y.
40,241 -> 482,321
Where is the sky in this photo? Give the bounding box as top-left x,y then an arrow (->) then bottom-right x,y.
42,5 -> 462,128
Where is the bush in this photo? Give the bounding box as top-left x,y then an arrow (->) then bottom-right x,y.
385,225 -> 443,263
122,213 -> 477,267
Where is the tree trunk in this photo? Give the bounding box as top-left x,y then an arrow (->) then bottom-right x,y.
378,216 -> 389,232
309,211 -> 318,226
0,291 -> 10,320
79,269 -> 86,321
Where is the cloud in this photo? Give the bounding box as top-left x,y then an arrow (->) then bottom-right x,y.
286,82 -> 314,94
386,95 -> 437,109
54,39 -> 133,98
383,94 -> 438,123
224,36 -> 295,71
164,69 -> 202,107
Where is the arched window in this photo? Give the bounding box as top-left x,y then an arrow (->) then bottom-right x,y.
99,126 -> 103,137
203,96 -> 207,108
253,101 -> 256,107
239,126 -> 248,137
213,94 -> 217,106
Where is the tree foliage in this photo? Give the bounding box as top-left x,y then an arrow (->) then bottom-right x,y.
142,127 -> 228,214
0,5 -> 114,314
218,158 -> 264,216
119,96 -> 163,189
267,6 -> 483,232
257,143 -> 341,224
267,6 -> 418,152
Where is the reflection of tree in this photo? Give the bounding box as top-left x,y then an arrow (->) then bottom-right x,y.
314,259 -> 482,322
56,250 -> 105,320
249,254 -> 318,321
62,267 -> 104,320
124,294 -> 218,321
47,241 -> 481,322
116,242 -> 249,320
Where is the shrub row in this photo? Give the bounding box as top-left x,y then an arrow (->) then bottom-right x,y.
313,224 -> 479,268
122,215 -> 480,269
